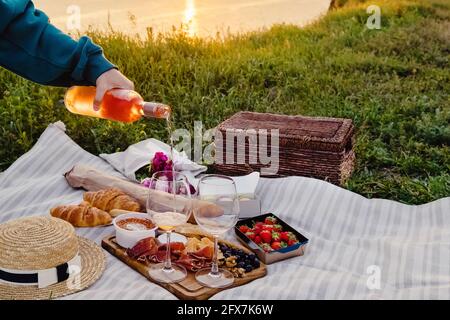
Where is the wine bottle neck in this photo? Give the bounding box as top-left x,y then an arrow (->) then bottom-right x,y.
142,102 -> 171,119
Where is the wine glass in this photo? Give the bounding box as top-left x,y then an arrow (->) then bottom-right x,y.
146,171 -> 193,283
193,174 -> 240,288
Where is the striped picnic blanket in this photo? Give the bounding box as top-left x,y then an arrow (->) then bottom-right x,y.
0,122 -> 449,300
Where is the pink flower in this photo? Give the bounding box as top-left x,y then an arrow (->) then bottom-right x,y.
141,178 -> 153,188
140,151 -> 196,195
148,151 -> 174,181
151,152 -> 169,174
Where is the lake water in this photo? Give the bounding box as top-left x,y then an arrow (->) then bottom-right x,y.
34,0 -> 331,37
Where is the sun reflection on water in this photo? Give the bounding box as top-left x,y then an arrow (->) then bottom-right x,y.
182,0 -> 197,36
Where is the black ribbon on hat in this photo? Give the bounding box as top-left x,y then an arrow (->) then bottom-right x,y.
56,263 -> 70,282
0,262 -> 69,285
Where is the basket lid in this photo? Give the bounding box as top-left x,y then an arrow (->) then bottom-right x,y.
216,112 -> 354,152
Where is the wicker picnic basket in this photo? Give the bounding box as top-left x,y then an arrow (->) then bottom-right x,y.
213,112 -> 355,185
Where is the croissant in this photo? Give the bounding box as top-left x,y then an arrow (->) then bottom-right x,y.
50,204 -> 112,227
83,188 -> 142,213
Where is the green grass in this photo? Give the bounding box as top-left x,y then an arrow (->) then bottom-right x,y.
1,0 -> 449,204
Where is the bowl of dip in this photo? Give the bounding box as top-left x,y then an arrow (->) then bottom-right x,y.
113,213 -> 157,249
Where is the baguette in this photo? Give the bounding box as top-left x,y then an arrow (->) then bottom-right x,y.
65,165 -> 224,223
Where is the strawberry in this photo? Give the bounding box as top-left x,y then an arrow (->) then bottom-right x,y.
252,225 -> 262,235
280,231 -> 290,242
271,241 -> 282,250
254,221 -> 264,228
264,216 -> 277,225
288,239 -> 299,246
262,224 -> 274,231
260,243 -> 273,252
253,222 -> 263,234
253,235 -> 262,244
239,225 -> 250,233
280,241 -> 288,248
259,230 -> 272,243
273,224 -> 283,232
245,231 -> 256,240
272,231 -> 280,242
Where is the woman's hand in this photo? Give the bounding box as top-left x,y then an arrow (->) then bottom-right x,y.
94,69 -> 134,110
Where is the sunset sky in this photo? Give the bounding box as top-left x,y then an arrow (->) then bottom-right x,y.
34,0 -> 331,37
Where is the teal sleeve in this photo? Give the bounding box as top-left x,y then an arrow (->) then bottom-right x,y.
0,0 -> 116,86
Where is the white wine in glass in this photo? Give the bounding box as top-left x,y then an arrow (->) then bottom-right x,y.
193,175 -> 239,288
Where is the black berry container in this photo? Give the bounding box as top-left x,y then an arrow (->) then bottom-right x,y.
235,213 -> 309,264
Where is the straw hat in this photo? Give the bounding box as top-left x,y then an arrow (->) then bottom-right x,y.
0,216 -> 105,300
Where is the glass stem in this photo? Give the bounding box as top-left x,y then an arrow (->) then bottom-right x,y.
210,235 -> 220,276
164,231 -> 172,271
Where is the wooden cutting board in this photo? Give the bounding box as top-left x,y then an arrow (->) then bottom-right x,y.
101,235 -> 267,300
